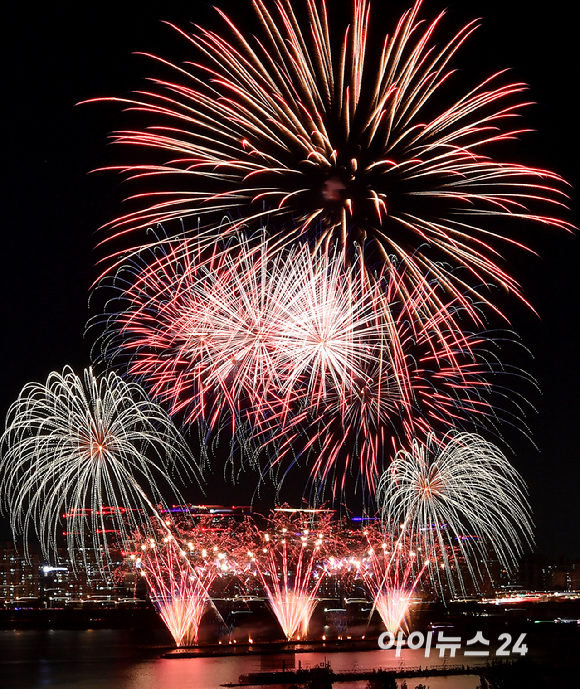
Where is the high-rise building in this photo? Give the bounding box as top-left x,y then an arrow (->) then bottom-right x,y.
0,541 -> 41,604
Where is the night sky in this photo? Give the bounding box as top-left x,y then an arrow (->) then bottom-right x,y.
1,1 -> 578,558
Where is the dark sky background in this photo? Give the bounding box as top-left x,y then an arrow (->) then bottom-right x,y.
1,1 -> 578,559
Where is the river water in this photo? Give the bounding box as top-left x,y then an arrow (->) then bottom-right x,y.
0,628 -> 499,689
0,625 -> 577,689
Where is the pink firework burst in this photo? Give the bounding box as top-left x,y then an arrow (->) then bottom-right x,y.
99,233 -> 523,497
245,507 -> 334,640
357,525 -> 430,635
99,235 -> 400,442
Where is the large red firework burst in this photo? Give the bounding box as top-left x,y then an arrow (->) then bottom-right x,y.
91,0 -> 570,315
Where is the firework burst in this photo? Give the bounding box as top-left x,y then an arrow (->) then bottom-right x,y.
97,234 -> 400,468
98,233 -> 517,498
136,535 -> 217,646
358,527 -> 430,635
92,0 -> 569,313
377,431 -> 534,596
0,366 -> 199,569
246,508 -> 333,640
98,234 -> 288,432
129,512 -> 246,645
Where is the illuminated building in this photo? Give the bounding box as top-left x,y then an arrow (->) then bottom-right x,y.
0,542 -> 40,604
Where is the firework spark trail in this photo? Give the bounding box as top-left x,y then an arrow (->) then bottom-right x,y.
377,432 -> 534,597
246,508 -> 333,640
358,527 -> 429,635
0,366 -> 199,570
136,536 -> 217,646
89,0 -> 570,319
132,513 -> 246,645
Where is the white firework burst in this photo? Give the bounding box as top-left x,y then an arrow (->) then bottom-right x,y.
377,431 -> 534,596
0,366 -> 200,569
